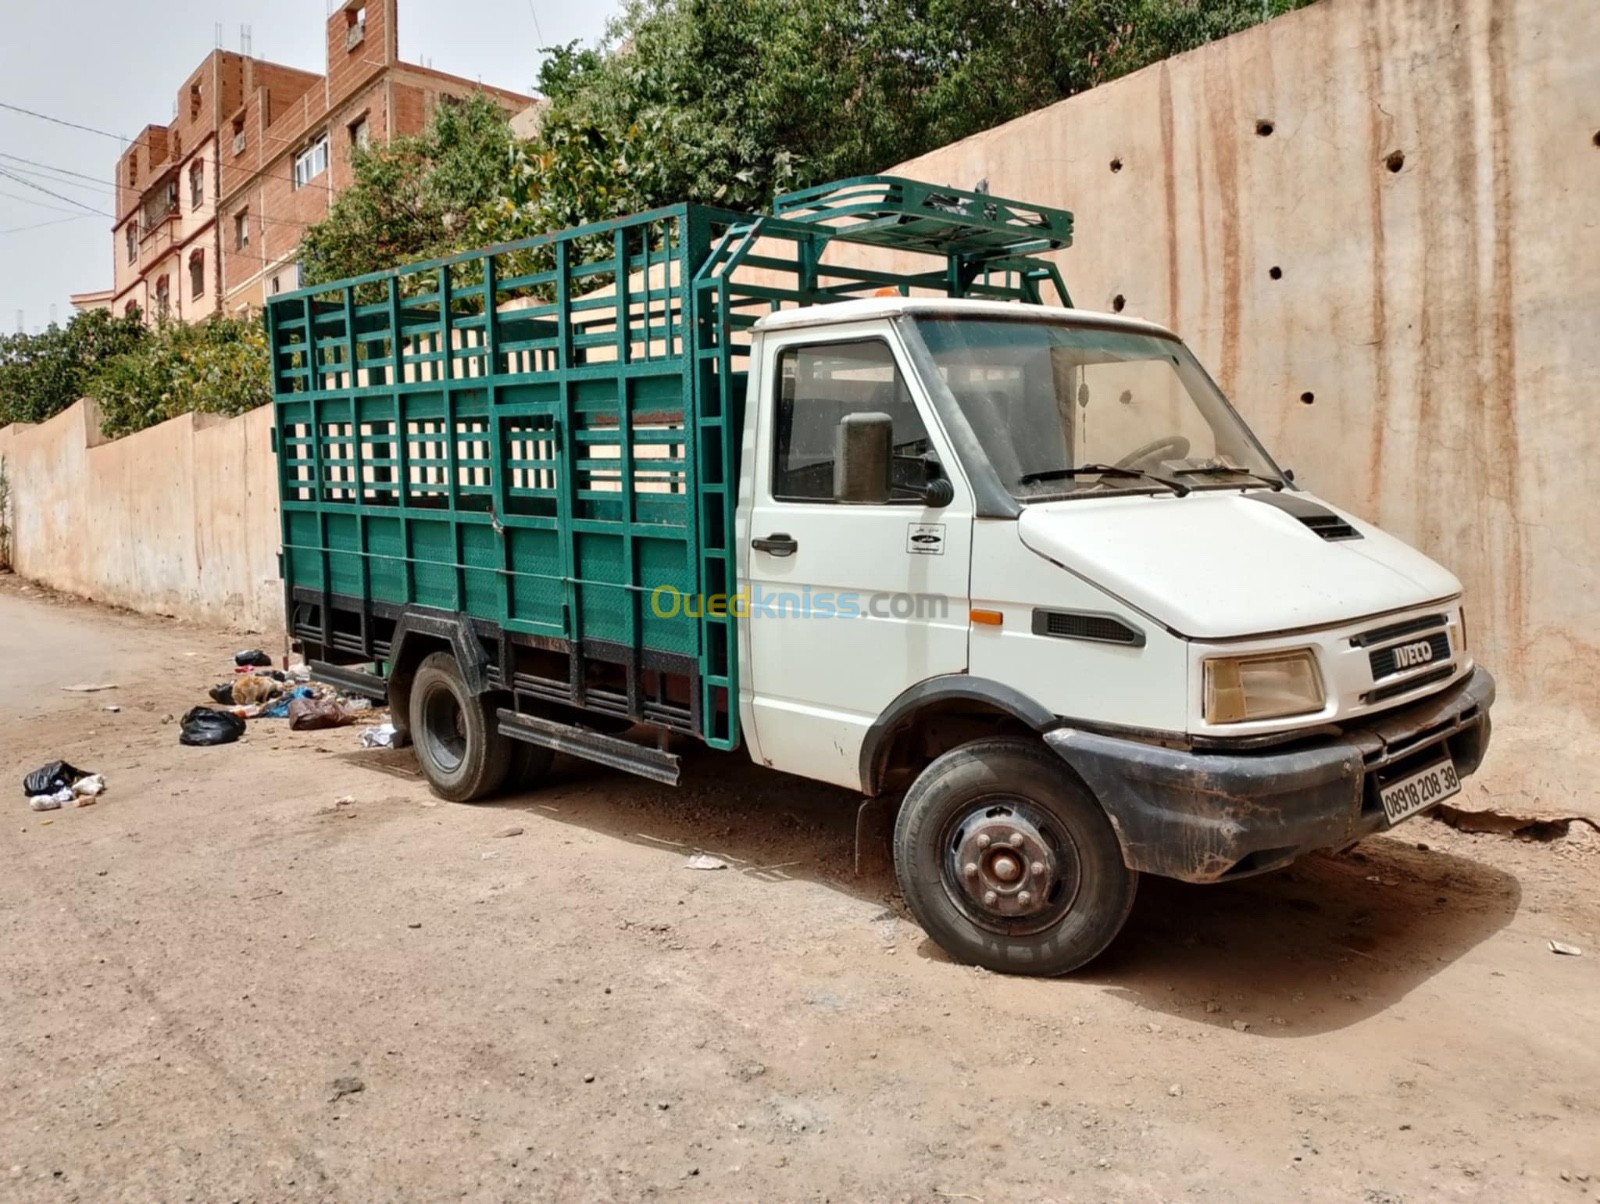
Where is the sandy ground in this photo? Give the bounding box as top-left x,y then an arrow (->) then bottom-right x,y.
1,574 -> 1597,1204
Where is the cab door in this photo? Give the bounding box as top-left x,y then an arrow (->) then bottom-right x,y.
739,326 -> 973,790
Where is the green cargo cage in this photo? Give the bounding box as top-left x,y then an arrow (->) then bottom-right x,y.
266,176 -> 1074,750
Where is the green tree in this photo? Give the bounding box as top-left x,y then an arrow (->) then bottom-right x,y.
88,314 -> 272,440
0,308 -> 148,427
299,92 -> 523,286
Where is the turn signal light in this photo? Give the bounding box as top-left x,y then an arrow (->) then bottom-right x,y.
969,609 -> 1004,627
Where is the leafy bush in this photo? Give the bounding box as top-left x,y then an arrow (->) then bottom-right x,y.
0,456 -> 12,570
88,315 -> 272,440
0,309 -> 148,427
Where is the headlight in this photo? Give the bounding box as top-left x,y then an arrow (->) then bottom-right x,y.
1204,649 -> 1325,724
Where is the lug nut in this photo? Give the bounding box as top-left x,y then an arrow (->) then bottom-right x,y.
977,834 -> 992,850
963,862 -> 979,879
1008,833 -> 1025,848
1031,861 -> 1046,877
983,890 -> 997,906
1018,890 -> 1032,907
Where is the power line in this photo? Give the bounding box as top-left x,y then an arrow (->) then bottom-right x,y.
0,99 -> 126,142
0,166 -> 110,217
0,186 -> 101,218
0,151 -> 126,195
0,214 -> 94,236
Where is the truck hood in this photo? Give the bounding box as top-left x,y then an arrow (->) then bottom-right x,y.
1017,490 -> 1461,639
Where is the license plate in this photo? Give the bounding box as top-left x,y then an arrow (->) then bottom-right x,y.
1378,757 -> 1461,825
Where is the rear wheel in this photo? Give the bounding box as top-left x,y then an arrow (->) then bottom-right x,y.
893,737 -> 1137,975
409,651 -> 512,802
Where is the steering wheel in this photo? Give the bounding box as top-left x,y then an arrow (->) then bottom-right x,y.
1114,435 -> 1190,471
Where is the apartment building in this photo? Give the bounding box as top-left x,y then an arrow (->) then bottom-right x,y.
98,0 -> 530,322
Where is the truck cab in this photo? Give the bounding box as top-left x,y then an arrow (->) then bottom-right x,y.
269,176 -> 1492,976
732,295 -> 1491,972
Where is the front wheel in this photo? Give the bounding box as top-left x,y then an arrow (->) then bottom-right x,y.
893,737 -> 1137,975
409,651 -> 512,802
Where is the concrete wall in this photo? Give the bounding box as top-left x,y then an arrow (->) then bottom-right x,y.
0,402 -> 281,632
4,0 -> 1595,713
871,0 -> 1599,722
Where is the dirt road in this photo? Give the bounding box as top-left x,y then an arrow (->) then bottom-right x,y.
2,577 -> 1597,1202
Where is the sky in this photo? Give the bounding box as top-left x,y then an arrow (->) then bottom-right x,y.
0,0 -> 622,333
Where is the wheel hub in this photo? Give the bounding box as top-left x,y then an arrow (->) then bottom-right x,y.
951,809 -> 1057,921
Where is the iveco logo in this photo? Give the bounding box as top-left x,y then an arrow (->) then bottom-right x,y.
1394,640 -> 1435,669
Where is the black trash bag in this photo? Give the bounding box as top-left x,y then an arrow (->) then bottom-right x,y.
235,649 -> 273,668
208,682 -> 236,704
22,760 -> 90,797
179,707 -> 247,747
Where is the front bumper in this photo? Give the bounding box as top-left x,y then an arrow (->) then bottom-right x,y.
1045,666 -> 1495,883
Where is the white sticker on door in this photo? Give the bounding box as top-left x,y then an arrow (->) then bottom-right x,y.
906,523 -> 945,555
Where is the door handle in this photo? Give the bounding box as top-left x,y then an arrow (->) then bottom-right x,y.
752,532 -> 798,557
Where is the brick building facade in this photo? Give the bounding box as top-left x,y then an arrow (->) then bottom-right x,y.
100,0 -> 530,323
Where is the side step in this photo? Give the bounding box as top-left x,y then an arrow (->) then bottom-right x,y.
497,709 -> 681,786
309,660 -> 389,701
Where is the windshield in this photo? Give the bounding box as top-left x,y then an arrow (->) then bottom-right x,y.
911,317 -> 1284,501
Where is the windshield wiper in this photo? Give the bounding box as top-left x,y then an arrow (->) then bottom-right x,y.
1017,463 -> 1191,496
1172,465 -> 1285,491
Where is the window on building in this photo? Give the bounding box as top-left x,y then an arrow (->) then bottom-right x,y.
189,250 -> 206,299
189,81 -> 202,121
292,134 -> 330,189
189,162 -> 204,210
348,114 -> 370,151
270,274 -> 281,296
345,5 -> 367,50
232,116 -> 246,155
128,153 -> 138,187
125,223 -> 138,263
154,275 -> 171,318
234,209 -> 249,250
124,300 -> 138,318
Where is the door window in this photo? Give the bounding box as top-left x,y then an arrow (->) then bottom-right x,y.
772,339 -> 934,503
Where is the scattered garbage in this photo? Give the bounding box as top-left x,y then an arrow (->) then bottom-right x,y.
235,649 -> 273,668
73,774 -> 106,799
60,682 -> 118,693
259,686 -> 316,720
208,682 -> 237,704
103,705 -> 121,714
1548,940 -> 1583,957
29,793 -> 67,812
685,853 -> 729,871
359,723 -> 398,748
289,695 -> 357,731
288,663 -> 313,683
178,706 -> 248,747
22,760 -> 90,797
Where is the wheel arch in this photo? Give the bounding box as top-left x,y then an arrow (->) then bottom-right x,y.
386,612 -> 494,742
859,675 -> 1056,797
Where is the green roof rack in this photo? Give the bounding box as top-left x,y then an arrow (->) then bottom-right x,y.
771,175 -> 1073,262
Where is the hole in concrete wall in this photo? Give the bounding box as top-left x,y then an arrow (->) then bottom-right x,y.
1110,157 -> 1123,173
1385,149 -> 1406,173
1112,294 -> 1126,313
1255,119 -> 1275,137
1300,391 -> 1315,405
1269,265 -> 1283,280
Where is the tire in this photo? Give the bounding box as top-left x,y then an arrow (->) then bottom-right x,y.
408,651 -> 512,802
893,737 -> 1137,976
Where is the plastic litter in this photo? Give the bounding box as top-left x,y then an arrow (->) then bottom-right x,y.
685,853 -> 729,871
208,682 -> 237,704
288,663 -> 313,683
1549,940 -> 1583,957
22,760 -> 90,798
235,649 -> 273,668
60,682 -> 117,693
359,723 -> 398,748
29,794 -> 64,812
288,695 -> 357,731
260,686 -> 316,720
72,774 -> 106,798
178,706 -> 247,746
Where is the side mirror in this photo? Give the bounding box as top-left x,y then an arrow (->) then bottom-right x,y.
835,412 -> 892,504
